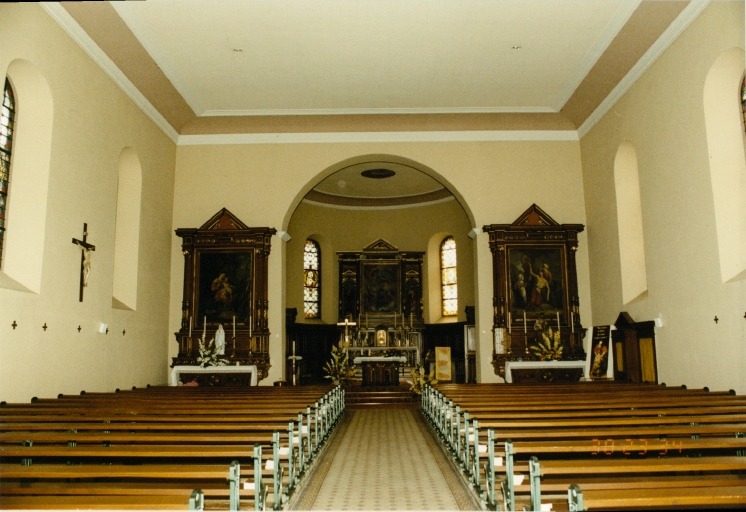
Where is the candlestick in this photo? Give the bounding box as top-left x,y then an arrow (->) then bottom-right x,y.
571,312 -> 575,333
523,312 -> 527,333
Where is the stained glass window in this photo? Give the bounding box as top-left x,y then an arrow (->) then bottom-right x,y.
303,239 -> 321,319
0,78 -> 15,267
440,236 -> 458,316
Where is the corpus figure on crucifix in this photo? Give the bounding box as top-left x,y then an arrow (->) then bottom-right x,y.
72,223 -> 96,302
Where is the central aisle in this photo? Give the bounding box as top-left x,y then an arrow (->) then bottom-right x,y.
290,408 -> 481,511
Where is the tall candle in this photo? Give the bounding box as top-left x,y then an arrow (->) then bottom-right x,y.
556,311 -> 561,331
232,316 -> 236,338
202,316 -> 206,339
508,312 -> 512,334
188,316 -> 192,338
249,315 -> 252,337
571,312 -> 575,333
523,312 -> 527,333
293,340 -> 296,356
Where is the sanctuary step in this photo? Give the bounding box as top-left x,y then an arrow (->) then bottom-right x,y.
344,383 -> 418,409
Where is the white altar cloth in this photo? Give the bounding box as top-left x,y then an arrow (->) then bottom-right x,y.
353,356 -> 407,364
504,360 -> 586,383
170,365 -> 258,386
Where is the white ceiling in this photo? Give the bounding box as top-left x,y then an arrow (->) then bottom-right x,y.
111,0 -> 640,116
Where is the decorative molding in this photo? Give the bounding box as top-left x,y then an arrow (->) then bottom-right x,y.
578,0 -> 712,137
178,130 -> 579,146
41,3 -> 180,143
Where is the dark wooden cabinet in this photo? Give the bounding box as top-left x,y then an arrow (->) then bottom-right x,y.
172,208 -> 276,383
612,312 -> 658,384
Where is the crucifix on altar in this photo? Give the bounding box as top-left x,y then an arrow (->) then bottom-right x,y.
336,317 -> 357,344
71,223 -> 96,302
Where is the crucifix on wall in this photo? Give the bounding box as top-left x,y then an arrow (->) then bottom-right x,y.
71,223 -> 96,302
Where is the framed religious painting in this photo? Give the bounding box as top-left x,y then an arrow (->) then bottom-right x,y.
361,261 -> 400,314
507,246 -> 566,320
195,250 -> 252,325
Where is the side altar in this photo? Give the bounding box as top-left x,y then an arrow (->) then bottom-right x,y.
483,204 -> 587,381
172,208 -> 276,383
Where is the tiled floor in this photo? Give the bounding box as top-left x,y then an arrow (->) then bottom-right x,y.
291,408 -> 481,511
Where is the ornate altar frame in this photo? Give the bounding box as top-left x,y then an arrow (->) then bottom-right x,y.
483,204 -> 586,380
172,208 -> 276,383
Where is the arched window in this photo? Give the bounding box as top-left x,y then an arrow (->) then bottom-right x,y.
440,236 -> 458,316
303,239 -> 321,319
0,78 -> 15,267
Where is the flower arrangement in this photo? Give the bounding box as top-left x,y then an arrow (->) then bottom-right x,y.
407,364 -> 438,395
529,321 -> 563,361
322,341 -> 356,386
197,337 -> 229,368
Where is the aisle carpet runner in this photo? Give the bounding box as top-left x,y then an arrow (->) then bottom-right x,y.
290,408 -> 481,510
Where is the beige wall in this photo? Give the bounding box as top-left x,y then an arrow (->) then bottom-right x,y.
171,140 -> 589,385
0,5 -> 176,403
581,1 -> 745,394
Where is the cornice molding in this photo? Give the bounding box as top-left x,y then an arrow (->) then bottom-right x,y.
578,0 -> 711,138
41,3 -> 179,143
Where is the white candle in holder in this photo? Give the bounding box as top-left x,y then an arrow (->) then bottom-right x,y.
202,316 -> 206,339
523,312 -> 527,333
232,316 -> 236,338
508,312 -> 512,334
556,311 -> 561,331
188,316 -> 192,338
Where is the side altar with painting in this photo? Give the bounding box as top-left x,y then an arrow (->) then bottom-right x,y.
171,208 -> 276,385
483,204 -> 587,383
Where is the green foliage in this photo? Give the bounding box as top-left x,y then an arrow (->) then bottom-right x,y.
197,337 -> 229,368
530,324 -> 563,361
408,364 -> 438,395
323,342 -> 356,386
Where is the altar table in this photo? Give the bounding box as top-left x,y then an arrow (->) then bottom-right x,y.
505,360 -> 586,384
170,365 -> 258,386
353,356 -> 407,386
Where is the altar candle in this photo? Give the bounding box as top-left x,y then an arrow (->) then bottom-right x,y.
249,315 -> 252,337
293,340 -> 296,356
523,312 -> 527,333
571,312 -> 575,333
410,313 -> 413,329
508,312 -> 512,334
556,311 -> 561,331
203,316 -> 206,339
188,316 -> 192,338
232,316 -> 236,338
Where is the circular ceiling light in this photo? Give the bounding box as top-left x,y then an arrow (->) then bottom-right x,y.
361,168 -> 396,179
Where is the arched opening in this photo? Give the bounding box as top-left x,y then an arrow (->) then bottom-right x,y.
703,47 -> 746,283
283,154 -> 476,384
112,147 -> 143,310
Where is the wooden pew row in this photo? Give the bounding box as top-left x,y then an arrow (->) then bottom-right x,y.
421,384 -> 746,511
0,385 -> 344,510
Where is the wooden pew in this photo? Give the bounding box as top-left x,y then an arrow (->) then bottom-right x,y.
421,383 -> 746,511
0,384 -> 344,510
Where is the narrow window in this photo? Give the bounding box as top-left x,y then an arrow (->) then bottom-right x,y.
440,236 -> 458,316
0,78 -> 15,267
303,239 -> 321,319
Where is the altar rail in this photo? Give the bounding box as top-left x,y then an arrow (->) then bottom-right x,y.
423,383 -> 746,511
0,385 -> 344,511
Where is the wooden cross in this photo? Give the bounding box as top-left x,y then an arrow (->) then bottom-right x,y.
71,223 -> 96,302
336,317 -> 357,343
